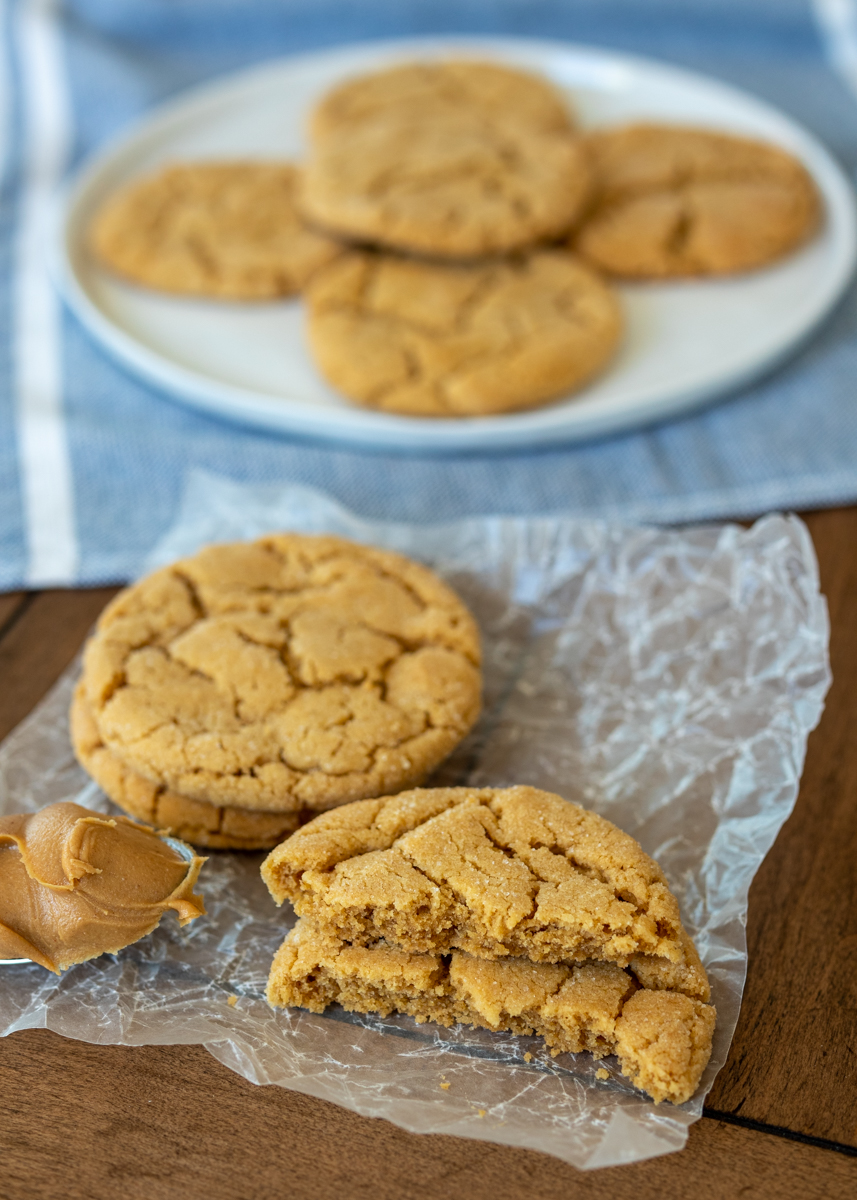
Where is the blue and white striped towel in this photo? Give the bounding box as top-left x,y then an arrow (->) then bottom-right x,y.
2,0 -> 857,591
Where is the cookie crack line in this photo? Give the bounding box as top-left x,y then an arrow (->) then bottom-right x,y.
171,570 -> 207,620
184,232 -> 221,284
477,812 -> 599,893
663,200 -> 694,263
177,545 -> 437,614
399,807 -> 648,941
398,832 -> 537,925
357,301 -> 533,414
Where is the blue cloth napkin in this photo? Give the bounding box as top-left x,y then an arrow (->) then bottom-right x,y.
3,0 -> 857,590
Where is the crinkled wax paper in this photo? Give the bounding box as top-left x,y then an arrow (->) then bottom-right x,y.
0,471 -> 830,1170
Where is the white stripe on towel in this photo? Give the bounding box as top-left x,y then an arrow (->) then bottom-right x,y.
814,0 -> 857,102
13,0 -> 77,588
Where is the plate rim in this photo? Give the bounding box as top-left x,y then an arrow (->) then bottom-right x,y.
54,34 -> 857,455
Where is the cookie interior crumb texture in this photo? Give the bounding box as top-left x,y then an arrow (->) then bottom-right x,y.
80,536 -> 482,814
267,916 -> 716,1106
91,162 -> 342,299
575,123 -> 820,277
261,785 -> 709,998
306,249 -> 622,417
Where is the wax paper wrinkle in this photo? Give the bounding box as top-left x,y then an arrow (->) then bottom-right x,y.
0,474 -> 829,1170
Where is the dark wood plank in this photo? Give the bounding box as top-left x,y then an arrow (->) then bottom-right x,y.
0,587 -> 118,741
707,507 -> 857,1145
0,591 -> 28,640
0,1030 -> 853,1200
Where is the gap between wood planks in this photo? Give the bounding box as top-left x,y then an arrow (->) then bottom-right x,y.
703,1110 -> 857,1160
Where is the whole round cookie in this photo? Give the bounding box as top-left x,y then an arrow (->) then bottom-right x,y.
309,59 -> 574,142
71,681 -> 299,850
81,535 -> 482,813
91,162 -> 342,299
306,249 -> 622,416
574,124 -> 820,278
298,116 -> 592,259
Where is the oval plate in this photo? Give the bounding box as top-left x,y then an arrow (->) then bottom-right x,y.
56,36 -> 857,454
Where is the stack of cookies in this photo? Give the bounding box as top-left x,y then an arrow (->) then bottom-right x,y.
71,534 -> 482,849
89,57 -> 820,420
261,785 -> 716,1106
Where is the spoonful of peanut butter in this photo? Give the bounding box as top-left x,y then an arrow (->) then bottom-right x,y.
0,802 -> 205,972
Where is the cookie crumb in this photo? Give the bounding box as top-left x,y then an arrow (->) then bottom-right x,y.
439,1081 -> 450,1091
523,1052 -> 533,1063
227,994 -> 238,1007
477,1109 -> 487,1118
596,1068 -> 609,1081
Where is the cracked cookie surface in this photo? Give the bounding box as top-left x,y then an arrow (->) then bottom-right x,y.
71,681 -> 300,849
309,59 -> 575,142
81,536 -> 482,813
91,162 -> 342,299
262,785 -> 709,995
299,115 -> 591,259
268,916 -> 716,1105
574,124 -> 820,277
306,249 -> 622,416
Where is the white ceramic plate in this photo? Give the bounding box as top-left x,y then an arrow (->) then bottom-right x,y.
57,36 -> 857,453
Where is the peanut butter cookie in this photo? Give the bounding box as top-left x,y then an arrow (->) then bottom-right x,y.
80,536 -> 482,814
262,785 -> 709,997
299,115 -> 591,259
91,162 -> 342,299
574,124 -> 820,277
71,681 -> 300,850
306,249 -> 622,416
267,917 -> 716,1105
309,59 -> 574,142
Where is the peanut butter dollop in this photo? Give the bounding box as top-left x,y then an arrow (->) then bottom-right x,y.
0,802 -> 206,972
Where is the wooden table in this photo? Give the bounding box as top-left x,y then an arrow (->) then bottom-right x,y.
1,507 -> 855,1200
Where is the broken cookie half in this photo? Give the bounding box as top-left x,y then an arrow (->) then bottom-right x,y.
267,916 -> 715,1106
261,785 -> 708,998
